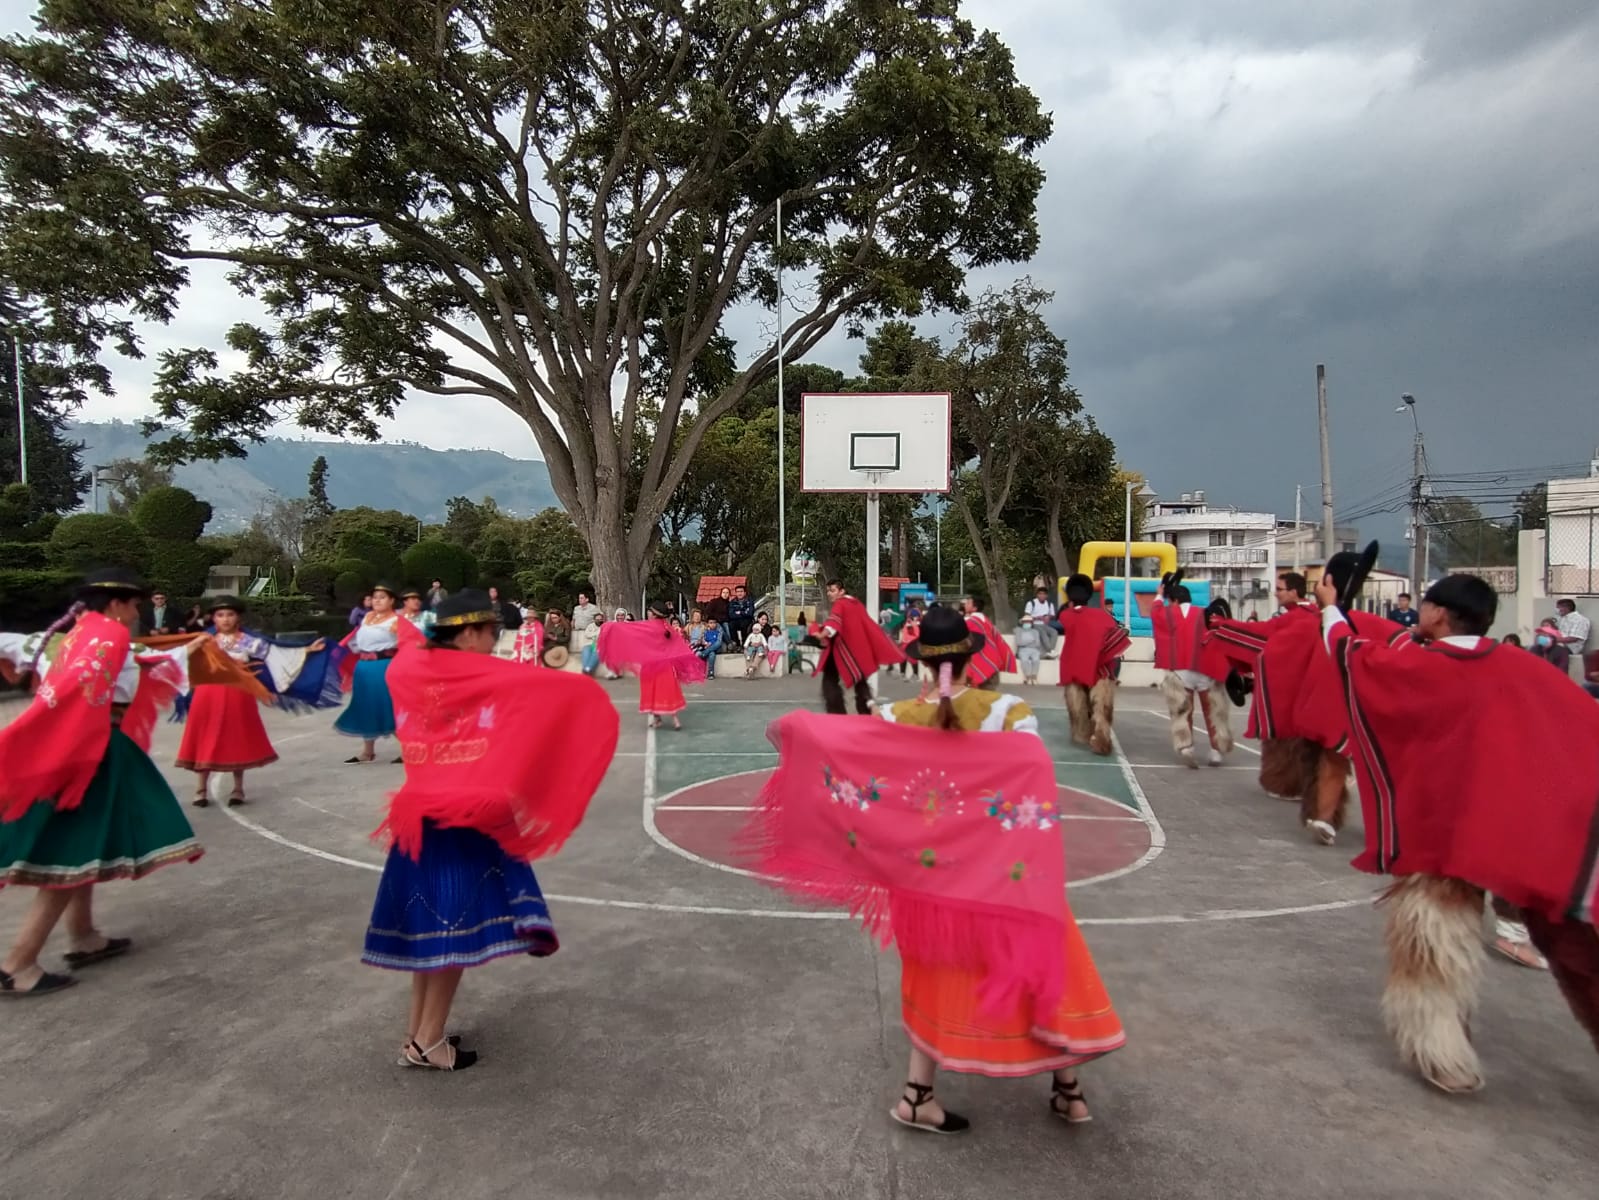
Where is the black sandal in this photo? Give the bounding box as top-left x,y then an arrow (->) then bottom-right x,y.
63,936 -> 132,970
1051,1077 -> 1092,1124
192,788 -> 210,808
889,1082 -> 970,1135
227,791 -> 246,807
400,1036 -> 478,1072
0,967 -> 78,998
344,755 -> 375,765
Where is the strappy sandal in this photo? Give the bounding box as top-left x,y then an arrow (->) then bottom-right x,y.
63,936 -> 132,969
1051,1077 -> 1092,1124
192,785 -> 210,808
399,1036 -> 478,1072
0,967 -> 78,998
399,1034 -> 463,1066
889,1081 -> 970,1135
227,790 -> 246,807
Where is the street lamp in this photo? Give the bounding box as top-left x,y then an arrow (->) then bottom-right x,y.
958,557 -> 973,598
1398,393 -> 1425,589
91,463 -> 129,514
1123,480 -> 1156,629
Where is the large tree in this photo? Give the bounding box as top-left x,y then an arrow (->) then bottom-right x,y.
0,1 -> 1050,607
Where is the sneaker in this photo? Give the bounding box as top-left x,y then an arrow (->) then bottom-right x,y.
1207,749 -> 1224,766
1179,748 -> 1198,770
1307,819 -> 1337,846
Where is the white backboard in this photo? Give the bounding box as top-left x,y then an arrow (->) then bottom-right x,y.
800,392 -> 951,493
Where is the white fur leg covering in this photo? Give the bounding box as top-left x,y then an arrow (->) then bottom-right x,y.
1064,683 -> 1092,745
1202,684 -> 1233,754
1381,875 -> 1487,1093
1161,672 -> 1193,753
1088,679 -> 1117,756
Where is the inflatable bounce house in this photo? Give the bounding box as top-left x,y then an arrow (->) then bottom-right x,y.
1063,542 -> 1210,638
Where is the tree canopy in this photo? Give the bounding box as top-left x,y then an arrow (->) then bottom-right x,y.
0,0 -> 1051,607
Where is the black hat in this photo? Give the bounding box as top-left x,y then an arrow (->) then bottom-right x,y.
1064,573 -> 1095,604
75,567 -> 148,599
1325,541 -> 1379,609
207,594 -> 245,615
400,587 -> 423,602
903,603 -> 984,662
371,582 -> 401,601
433,588 -> 500,629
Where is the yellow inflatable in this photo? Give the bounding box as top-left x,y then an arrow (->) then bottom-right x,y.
1059,541 -> 1178,601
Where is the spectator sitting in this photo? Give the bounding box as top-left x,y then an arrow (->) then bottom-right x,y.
686,608 -> 707,646
1501,633 -> 1523,647
727,585 -> 755,651
743,624 -> 769,677
1555,598 -> 1591,679
1024,586 -> 1058,657
697,619 -> 724,678
704,586 -> 732,629
1015,613 -> 1043,685
545,608 -> 572,651
182,604 -> 207,634
1530,617 -> 1570,672
571,591 -> 601,632
765,622 -> 788,676
582,612 -> 607,675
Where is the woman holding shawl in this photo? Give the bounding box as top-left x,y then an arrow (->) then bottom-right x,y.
175,595 -> 332,807
335,582 -> 404,763
0,569 -> 260,997
363,590 -> 620,1070
597,608 -> 707,729
750,604 -> 1125,1134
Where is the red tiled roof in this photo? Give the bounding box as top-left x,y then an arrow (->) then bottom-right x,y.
695,575 -> 747,603
879,577 -> 911,591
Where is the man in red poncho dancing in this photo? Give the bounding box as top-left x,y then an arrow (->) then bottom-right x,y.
1318,568 -> 1599,1093
1052,575 -> 1130,756
816,579 -> 904,714
961,597 -> 1018,688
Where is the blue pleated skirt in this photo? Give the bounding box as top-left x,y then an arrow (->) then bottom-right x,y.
362,822 -> 559,972
334,657 -> 397,740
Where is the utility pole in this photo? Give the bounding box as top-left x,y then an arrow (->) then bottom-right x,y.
1401,393 -> 1424,590
10,330 -> 25,486
775,197 -> 788,632
1293,484 -> 1303,573
1316,365 -> 1334,561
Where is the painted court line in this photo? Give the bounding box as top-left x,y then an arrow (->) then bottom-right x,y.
658,803 -> 1146,822
1128,708 -> 1261,757
218,803 -> 1374,926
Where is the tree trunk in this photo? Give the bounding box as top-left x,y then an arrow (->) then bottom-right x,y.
892,518 -> 911,578
1045,496 -> 1072,585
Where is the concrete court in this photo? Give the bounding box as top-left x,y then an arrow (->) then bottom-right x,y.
0,671 -> 1594,1200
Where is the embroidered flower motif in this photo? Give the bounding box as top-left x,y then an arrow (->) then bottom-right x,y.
845,830 -> 857,848
919,848 -> 936,868
985,790 -> 1056,832
478,704 -> 496,729
1010,861 -> 1026,881
903,769 -> 958,825
822,766 -> 884,811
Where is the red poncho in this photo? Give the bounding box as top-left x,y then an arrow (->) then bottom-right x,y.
1055,606 -> 1130,688
964,612 -> 1017,686
746,710 -> 1068,1021
377,645 -> 620,861
817,595 -> 904,686
1329,623 -> 1599,924
1150,600 -> 1206,672
1212,606 -> 1321,739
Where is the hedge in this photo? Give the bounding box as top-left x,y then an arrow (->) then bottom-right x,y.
335,529 -> 401,579
0,541 -> 49,569
401,539 -> 477,591
294,560 -> 338,603
48,513 -> 152,573
333,570 -> 367,607
130,486 -> 213,542
147,541 -> 216,596
0,568 -> 83,629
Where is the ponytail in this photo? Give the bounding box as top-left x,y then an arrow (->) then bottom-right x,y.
32,601 -> 86,674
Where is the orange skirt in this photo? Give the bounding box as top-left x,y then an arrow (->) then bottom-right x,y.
639,665 -> 686,716
900,913 -> 1125,1077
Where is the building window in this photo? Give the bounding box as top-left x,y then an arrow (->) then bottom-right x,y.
1231,531 -> 1246,546
1208,531 -> 1227,547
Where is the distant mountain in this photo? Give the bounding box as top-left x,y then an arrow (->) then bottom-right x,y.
67,421 -> 559,530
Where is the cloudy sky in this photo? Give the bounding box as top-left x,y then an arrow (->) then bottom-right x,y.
5,0 -> 1598,540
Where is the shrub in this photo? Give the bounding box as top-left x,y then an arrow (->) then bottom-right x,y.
294,560 -> 339,604
234,595 -> 316,635
0,541 -> 49,569
48,513 -> 152,573
0,567 -> 81,630
401,539 -> 477,591
333,570 -> 367,608
130,485 -> 213,542
147,541 -> 216,596
335,528 -> 401,579
0,483 -> 34,538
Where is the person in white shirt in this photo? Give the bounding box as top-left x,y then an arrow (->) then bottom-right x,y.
1555,600 -> 1591,678
1023,586 -> 1058,656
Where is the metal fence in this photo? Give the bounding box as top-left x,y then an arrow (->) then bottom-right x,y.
1546,506 -> 1599,595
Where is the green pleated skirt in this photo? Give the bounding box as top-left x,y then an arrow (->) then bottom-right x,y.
0,729 -> 204,889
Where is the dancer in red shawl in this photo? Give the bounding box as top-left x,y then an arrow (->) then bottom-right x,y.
1150,576 -> 1233,768
598,608 -> 707,730
0,569 -> 265,997
1318,569 -> 1599,1093
1052,574 -> 1130,756
364,590 -> 620,1070
960,596 -> 1018,688
748,604 -> 1124,1134
816,579 -> 904,715
174,596 -> 330,807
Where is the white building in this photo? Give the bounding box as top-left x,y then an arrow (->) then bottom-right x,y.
1142,489 -> 1278,615
1546,451 -> 1599,596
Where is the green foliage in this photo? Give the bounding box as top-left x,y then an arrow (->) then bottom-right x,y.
0,482 -> 33,538
0,567 -> 80,628
229,596 -> 315,635
1425,497 -> 1518,569
328,556 -> 380,589
146,540 -> 215,595
0,3 -> 1050,606
332,570 -> 367,608
130,485 -> 212,542
1515,483 -> 1548,530
99,456 -> 175,516
400,540 -> 478,592
305,455 -> 333,525
294,560 -> 338,604
0,540 -> 48,569
0,323 -> 90,515
302,507 -> 418,563
335,528 -> 401,580
48,512 -> 151,573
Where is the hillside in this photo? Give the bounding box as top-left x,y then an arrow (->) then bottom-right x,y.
67,421 -> 559,529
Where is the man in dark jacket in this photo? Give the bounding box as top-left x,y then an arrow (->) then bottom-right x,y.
727,584 -> 755,652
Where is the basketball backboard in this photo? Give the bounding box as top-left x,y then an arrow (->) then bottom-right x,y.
800,393 -> 951,493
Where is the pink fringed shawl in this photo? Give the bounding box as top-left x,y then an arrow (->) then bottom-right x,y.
597,619 -> 707,682
745,710 -> 1068,1021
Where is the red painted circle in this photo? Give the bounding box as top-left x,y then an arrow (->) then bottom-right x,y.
653,770 -> 1152,883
